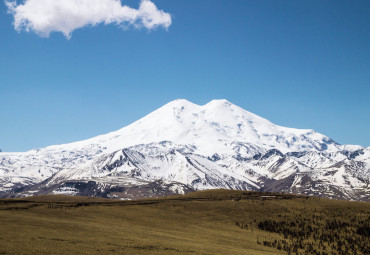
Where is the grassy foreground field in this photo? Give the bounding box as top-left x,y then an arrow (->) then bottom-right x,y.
0,190 -> 369,255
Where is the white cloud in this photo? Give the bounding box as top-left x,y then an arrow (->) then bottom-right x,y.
6,0 -> 172,39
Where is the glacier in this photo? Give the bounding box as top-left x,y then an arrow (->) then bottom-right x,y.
0,99 -> 369,201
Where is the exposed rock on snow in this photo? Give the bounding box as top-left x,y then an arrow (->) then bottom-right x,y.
0,99 -> 369,201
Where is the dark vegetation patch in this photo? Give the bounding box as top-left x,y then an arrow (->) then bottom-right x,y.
255,216 -> 369,254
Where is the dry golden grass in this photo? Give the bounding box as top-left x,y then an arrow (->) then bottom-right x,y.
0,190 -> 368,255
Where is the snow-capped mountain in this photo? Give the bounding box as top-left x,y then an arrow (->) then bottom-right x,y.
0,99 -> 369,201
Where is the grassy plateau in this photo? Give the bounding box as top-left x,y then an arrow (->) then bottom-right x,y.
0,190 -> 369,255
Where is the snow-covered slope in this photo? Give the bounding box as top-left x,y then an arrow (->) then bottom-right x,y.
38,99 -> 343,155
0,99 -> 369,200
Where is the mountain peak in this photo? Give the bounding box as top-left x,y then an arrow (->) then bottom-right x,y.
1,99 -> 368,201
206,99 -> 231,105
164,99 -> 198,108
26,98 -> 341,156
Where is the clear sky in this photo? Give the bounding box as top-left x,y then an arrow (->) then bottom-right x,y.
0,0 -> 369,152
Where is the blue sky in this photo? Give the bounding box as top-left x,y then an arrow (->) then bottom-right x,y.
0,0 -> 369,152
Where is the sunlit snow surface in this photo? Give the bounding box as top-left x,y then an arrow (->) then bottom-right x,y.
0,99 -> 369,200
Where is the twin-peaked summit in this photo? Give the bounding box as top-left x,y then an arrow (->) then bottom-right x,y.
45,99 -> 343,157
0,99 -> 368,201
